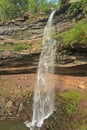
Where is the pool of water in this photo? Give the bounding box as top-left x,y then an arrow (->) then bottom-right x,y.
0,120 -> 29,130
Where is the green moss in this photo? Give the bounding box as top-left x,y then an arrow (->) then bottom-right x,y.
59,91 -> 84,115
13,43 -> 32,52
0,42 -> 33,52
53,20 -> 87,47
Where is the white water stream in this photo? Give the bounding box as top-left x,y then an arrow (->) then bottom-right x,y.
25,11 -> 56,130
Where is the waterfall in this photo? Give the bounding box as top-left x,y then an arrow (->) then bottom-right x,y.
25,11 -> 56,130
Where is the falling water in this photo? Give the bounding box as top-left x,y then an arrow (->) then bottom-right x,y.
25,11 -> 56,130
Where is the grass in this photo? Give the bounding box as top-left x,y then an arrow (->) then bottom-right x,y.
59,91 -> 84,115
13,43 -> 32,52
0,42 -> 32,52
53,20 -> 87,47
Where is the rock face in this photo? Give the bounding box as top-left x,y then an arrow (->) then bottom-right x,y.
53,4 -> 87,75
54,4 -> 86,35
0,4 -> 87,75
0,17 -> 47,40
0,73 -> 87,128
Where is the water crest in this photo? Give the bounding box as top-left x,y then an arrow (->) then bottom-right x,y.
25,11 -> 56,130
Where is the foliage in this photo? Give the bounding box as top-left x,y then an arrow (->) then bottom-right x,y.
0,0 -> 87,22
0,0 -> 9,22
0,42 -> 32,52
53,0 -> 87,47
53,20 -> 87,47
13,45 -> 25,51
59,91 -> 84,115
28,0 -> 59,15
13,43 -> 32,52
0,0 -> 59,22
82,0 -> 87,15
0,0 -> 29,22
67,0 -> 87,16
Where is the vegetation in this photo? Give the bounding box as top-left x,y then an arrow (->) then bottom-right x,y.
46,90 -> 87,130
52,0 -> 87,50
0,0 -> 86,23
0,0 -> 59,23
0,42 -> 32,52
0,0 -> 28,22
13,43 -> 32,52
53,20 -> 87,47
59,91 -> 84,115
67,0 -> 87,17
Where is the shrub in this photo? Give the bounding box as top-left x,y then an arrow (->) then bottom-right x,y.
13,45 -> 25,51
67,0 -> 87,16
13,43 -> 32,52
59,91 -> 84,115
82,0 -> 87,15
53,20 -> 87,47
67,1 -> 82,16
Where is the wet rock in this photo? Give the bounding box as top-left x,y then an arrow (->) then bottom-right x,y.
0,16 -> 46,40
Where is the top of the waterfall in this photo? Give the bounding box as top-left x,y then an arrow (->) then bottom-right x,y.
47,11 -> 55,26
51,7 -> 55,11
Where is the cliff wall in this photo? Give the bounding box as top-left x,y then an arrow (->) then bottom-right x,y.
0,3 -> 87,75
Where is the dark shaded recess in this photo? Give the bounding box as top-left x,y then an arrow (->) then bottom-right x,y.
54,3 -> 71,16
54,64 -> 87,76
0,53 -> 40,75
0,53 -> 87,76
